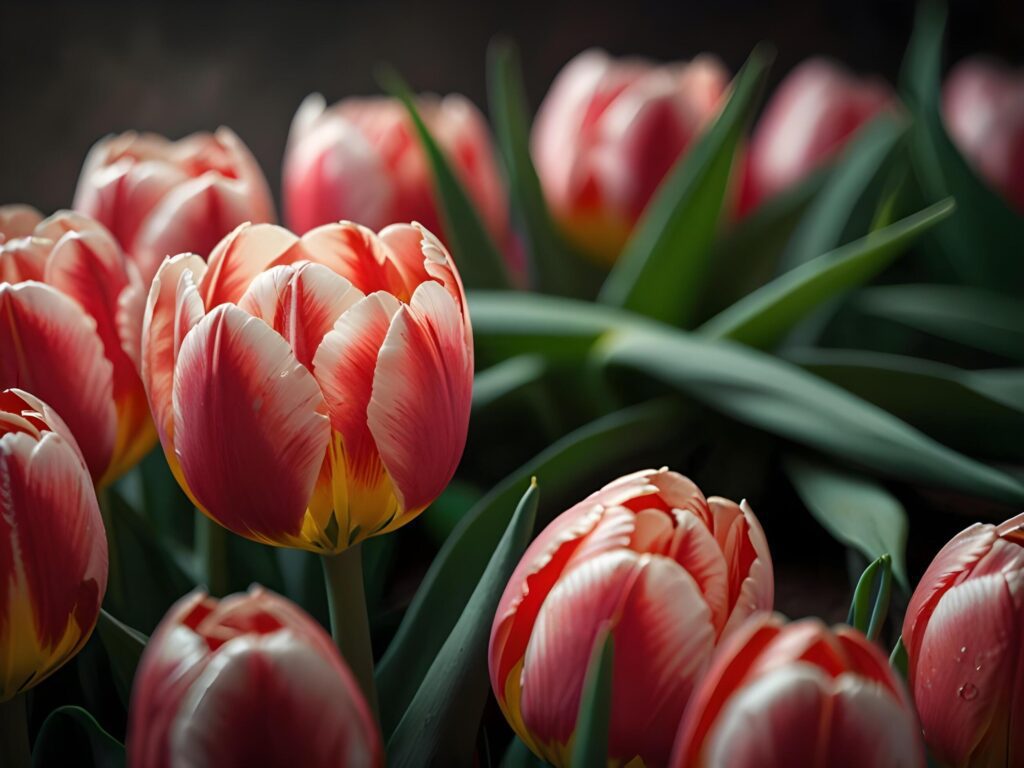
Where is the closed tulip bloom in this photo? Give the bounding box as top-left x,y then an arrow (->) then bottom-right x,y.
0,388 -> 107,702
943,57 -> 1024,213
74,128 -> 275,284
141,220 -> 471,552
743,58 -> 893,211
284,93 -> 508,245
127,587 -> 382,768
489,469 -> 773,767
532,49 -> 729,263
0,208 -> 154,484
901,512 -> 1024,767
671,614 -> 924,768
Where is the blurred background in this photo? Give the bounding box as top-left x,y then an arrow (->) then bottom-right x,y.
2,0 -> 1021,213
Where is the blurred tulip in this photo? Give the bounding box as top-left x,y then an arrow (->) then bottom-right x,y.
0,208 -> 154,484
141,220 -> 472,553
943,57 -> 1024,213
672,614 -> 923,768
901,512 -> 1024,767
742,58 -> 893,212
0,388 -> 107,702
284,93 -> 508,244
74,128 -> 274,284
488,469 -> 773,767
127,587 -> 382,767
532,49 -> 730,263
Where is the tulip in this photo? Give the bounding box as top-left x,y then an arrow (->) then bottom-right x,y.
901,512 -> 1024,767
74,128 -> 275,284
283,93 -> 508,245
0,208 -> 154,484
943,57 -> 1024,213
127,587 -> 382,768
140,220 -> 472,552
672,614 -> 924,768
532,49 -> 730,263
0,388 -> 107,702
488,468 -> 773,767
742,58 -> 893,212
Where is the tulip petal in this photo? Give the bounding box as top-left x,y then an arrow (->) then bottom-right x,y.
200,223 -> 304,309
300,222 -> 410,298
173,305 -> 330,543
824,674 -> 923,768
0,205 -> 43,241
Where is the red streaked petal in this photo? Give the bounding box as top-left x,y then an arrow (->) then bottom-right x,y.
200,223 -> 304,309
300,222 -> 408,298
825,674 -> 924,768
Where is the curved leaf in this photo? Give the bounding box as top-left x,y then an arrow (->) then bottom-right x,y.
32,706 -> 124,768
570,628 -> 614,768
847,554 -> 893,642
95,610 -> 148,707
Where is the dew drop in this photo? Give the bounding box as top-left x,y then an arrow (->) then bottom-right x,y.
955,646 -> 967,663
958,683 -> 979,701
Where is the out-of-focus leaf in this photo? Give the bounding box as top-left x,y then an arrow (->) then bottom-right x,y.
223,529 -> 287,595
787,348 -> 1024,461
500,738 -> 546,768
598,47 -> 771,326
376,399 -> 681,736
699,199 -> 953,348
785,457 -> 908,588
387,482 -> 539,767
847,554 -> 893,641
32,706 -> 124,768
422,480 -> 484,544
570,628 -> 615,768
854,284 -> 1024,363
473,355 -> 548,413
598,325 -> 1024,506
382,70 -> 510,290
95,610 -> 148,707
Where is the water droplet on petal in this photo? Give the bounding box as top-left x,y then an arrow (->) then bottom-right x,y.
958,683 -> 979,701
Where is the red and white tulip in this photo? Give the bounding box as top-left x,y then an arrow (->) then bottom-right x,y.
127,587 -> 382,768
488,469 -> 773,767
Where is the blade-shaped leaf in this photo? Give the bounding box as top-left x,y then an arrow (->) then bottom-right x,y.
785,456 -> 908,588
473,355 -> 549,413
386,481 -> 539,767
598,46 -> 771,326
699,199 -> 954,348
32,706 -> 125,768
570,628 -> 615,768
95,610 -> 148,707
890,637 -> 909,680
500,738 -> 547,768
847,554 -> 893,641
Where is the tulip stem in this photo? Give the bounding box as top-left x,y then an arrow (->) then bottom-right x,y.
322,546 -> 379,720
195,512 -> 229,597
0,694 -> 30,768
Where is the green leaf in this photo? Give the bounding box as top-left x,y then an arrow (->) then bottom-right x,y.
32,706 -> 125,768
473,355 -> 549,413
890,637 -> 909,680
854,284 -> 1024,363
375,399 -> 681,736
381,70 -> 510,290
847,554 -> 893,642
570,628 -> 615,768
387,481 -> 540,767
94,610 -> 148,707
598,46 -> 771,326
500,738 -> 546,768
597,324 -> 1024,506
698,199 -> 954,348
785,457 -> 908,588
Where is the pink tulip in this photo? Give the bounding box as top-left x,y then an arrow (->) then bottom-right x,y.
74,128 -> 275,284
141,220 -> 472,552
671,614 -> 924,768
283,93 -> 508,245
943,57 -> 1024,213
0,207 -> 154,484
902,512 -> 1024,767
742,58 -> 893,212
127,587 -> 382,767
488,469 -> 773,767
532,49 -> 730,263
0,388 -> 107,702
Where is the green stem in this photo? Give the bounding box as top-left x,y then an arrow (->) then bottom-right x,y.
195,512 -> 229,597
0,694 -> 31,768
321,546 -> 379,719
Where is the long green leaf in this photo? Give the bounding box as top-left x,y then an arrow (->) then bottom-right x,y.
473,355 -> 549,413
847,554 -> 893,641
598,47 -> 771,325
382,71 -> 510,289
387,481 -> 539,767
570,628 -> 615,768
32,706 -> 124,768
95,610 -> 148,707
699,199 -> 954,348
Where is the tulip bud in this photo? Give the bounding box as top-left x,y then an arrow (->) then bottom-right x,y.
672,614 -> 924,768
0,208 -> 154,484
0,388 -> 107,702
901,512 -> 1024,767
743,58 -> 893,212
488,469 -> 773,767
943,57 -> 1024,213
127,587 -> 382,767
283,93 -> 508,245
141,220 -> 472,553
532,50 -> 729,264
73,128 -> 275,284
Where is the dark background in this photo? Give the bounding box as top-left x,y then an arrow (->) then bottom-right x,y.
2,0 -> 1021,214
